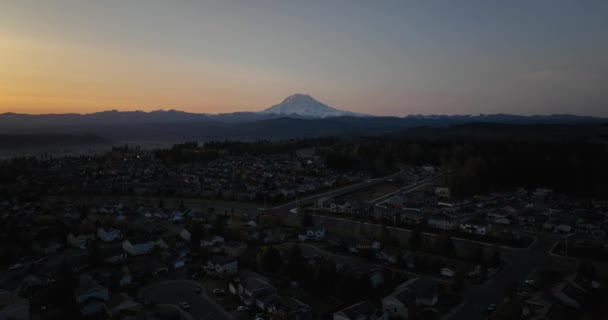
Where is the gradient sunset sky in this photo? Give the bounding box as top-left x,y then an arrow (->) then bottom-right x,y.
1,1 -> 607,116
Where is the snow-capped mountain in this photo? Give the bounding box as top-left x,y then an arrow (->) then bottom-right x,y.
261,94 -> 366,118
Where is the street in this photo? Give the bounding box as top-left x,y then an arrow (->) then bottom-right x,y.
139,280 -> 234,320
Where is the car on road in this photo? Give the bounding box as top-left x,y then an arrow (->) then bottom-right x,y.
212,288 -> 225,295
179,302 -> 191,310
195,287 -> 202,294
525,279 -> 536,286
237,306 -> 249,312
517,291 -> 531,298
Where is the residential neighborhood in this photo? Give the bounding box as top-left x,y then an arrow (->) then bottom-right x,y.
1,146 -> 608,320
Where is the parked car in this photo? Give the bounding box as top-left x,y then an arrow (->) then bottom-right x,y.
180,302 -> 191,310
212,288 -> 225,295
237,306 -> 249,312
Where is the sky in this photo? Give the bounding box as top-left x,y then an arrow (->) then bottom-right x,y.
1,1 -> 607,116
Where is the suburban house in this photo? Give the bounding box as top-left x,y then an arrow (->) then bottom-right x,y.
0,290 -> 29,320
67,233 -> 95,249
299,227 -> 325,242
122,238 -> 155,256
439,260 -> 474,278
551,279 -> 587,309
315,197 -> 332,209
32,241 -> 62,255
333,300 -> 388,320
97,228 -> 121,242
100,244 -> 128,264
386,194 -> 406,207
179,228 -> 191,242
268,296 -> 311,320
224,240 -> 247,257
201,234 -> 225,249
427,214 -> 459,231
230,276 -> 277,310
382,278 -> 439,319
104,293 -> 142,319
376,247 -> 401,265
204,256 -> 238,278
435,187 -> 451,198
331,199 -> 352,213
76,275 -> 110,317
542,219 -> 574,234
487,206 -> 518,224
460,217 -> 492,235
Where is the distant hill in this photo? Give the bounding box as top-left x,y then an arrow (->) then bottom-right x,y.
1,94 -> 607,149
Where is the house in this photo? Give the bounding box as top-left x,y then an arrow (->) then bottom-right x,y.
122,238 -> 155,256
331,200 -> 352,213
533,188 -> 552,197
574,219 -> 602,235
333,300 -> 388,320
460,217 -> 492,235
542,219 -> 573,234
67,232 -> 95,249
100,244 -> 128,264
268,296 -> 311,320
104,293 -> 142,319
32,240 -> 62,255
173,258 -> 186,269
439,260 -> 474,278
437,201 -> 461,208
428,214 -> 458,231
400,209 -> 426,225
76,275 -> 110,317
204,256 -> 238,278
201,234 -> 224,248
154,238 -> 169,251
97,228 -> 121,242
231,276 -> 276,310
0,290 -> 29,320
299,227 -> 325,241
351,240 -> 382,253
179,228 -> 191,242
387,194 -> 406,207
382,278 -> 439,319
224,240 -> 247,257
376,247 -> 401,265
551,279 -> 587,309
435,187 -> 450,198
315,197 -> 332,209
